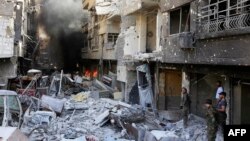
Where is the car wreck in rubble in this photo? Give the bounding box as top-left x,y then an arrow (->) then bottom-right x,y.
0,90 -> 23,128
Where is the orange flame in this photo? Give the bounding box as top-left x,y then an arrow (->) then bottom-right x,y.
84,69 -> 98,78
93,70 -> 98,78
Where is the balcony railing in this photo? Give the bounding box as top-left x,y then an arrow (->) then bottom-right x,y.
197,0 -> 250,34
200,13 -> 250,33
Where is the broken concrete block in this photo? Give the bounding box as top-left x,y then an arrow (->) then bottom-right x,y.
150,130 -> 180,141
90,90 -> 110,99
64,100 -> 89,110
144,131 -> 157,141
93,79 -> 108,90
118,101 -> 132,108
113,92 -> 122,100
0,127 -> 28,141
71,91 -> 89,102
94,110 -> 109,125
101,98 -> 119,105
99,90 -> 111,98
61,135 -> 86,141
158,110 -> 183,121
41,95 -> 66,113
22,110 -> 56,131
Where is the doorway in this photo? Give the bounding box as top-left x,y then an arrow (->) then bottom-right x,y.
158,69 -> 182,110
233,82 -> 250,124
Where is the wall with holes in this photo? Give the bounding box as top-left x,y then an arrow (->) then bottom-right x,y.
160,0 -> 250,66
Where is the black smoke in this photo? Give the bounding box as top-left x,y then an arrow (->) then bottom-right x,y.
39,0 -> 88,71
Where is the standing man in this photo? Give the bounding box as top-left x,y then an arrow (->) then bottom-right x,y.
180,87 -> 191,128
215,81 -> 223,100
205,99 -> 218,141
216,91 -> 227,134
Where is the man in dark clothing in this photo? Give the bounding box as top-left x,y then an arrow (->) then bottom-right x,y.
216,91 -> 227,134
180,87 -> 191,128
205,99 -> 218,141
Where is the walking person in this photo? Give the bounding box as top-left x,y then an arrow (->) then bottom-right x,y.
180,87 -> 191,128
216,91 -> 227,134
205,99 -> 218,141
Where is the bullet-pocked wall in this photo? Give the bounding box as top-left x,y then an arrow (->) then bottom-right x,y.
157,0 -> 250,122
160,0 -> 250,65
116,15 -> 137,102
81,0 -> 122,61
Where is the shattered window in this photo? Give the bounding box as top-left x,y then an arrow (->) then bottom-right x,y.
89,36 -> 99,50
108,33 -> 119,45
88,39 -> 91,49
170,4 -> 190,34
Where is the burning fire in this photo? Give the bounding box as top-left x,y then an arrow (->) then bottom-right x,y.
84,69 -> 98,78
85,70 -> 91,78
93,70 -> 98,78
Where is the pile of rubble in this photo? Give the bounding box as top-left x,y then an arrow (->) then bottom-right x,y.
21,96 -> 138,141
18,95 -> 222,141
1,69 -> 223,141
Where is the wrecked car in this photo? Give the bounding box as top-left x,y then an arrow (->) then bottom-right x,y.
0,90 -> 23,128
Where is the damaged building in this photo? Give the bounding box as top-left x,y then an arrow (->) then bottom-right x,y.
0,0 -> 28,88
82,0 -> 250,126
81,0 -> 121,82
1,0 -> 250,140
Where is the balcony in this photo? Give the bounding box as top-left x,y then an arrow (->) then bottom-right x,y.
122,0 -> 159,16
197,0 -> 250,39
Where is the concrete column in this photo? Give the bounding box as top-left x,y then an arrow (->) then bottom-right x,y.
182,70 -> 190,92
136,13 -> 147,53
156,9 -> 163,51
124,67 -> 137,103
223,76 -> 230,124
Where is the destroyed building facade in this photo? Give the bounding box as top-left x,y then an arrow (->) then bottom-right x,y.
82,0 -> 121,80
0,0 -> 29,88
82,0 -> 250,125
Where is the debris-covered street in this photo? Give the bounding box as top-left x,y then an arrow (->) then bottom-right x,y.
1,0 -> 250,140
1,70 -> 224,141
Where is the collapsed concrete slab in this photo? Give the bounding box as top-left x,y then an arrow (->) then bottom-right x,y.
41,95 -> 66,113
0,127 -> 28,141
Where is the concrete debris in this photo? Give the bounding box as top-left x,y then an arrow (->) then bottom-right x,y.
133,52 -> 163,61
1,70 -> 223,141
21,109 -> 56,135
158,110 -> 183,121
64,99 -> 89,110
61,135 -> 86,141
0,127 -> 28,141
27,69 -> 42,75
151,130 -> 180,141
41,95 -> 67,113
113,92 -> 122,100
110,104 -> 144,124
71,91 -> 90,102
94,110 -> 109,125
64,91 -> 90,110
23,97 -> 130,140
